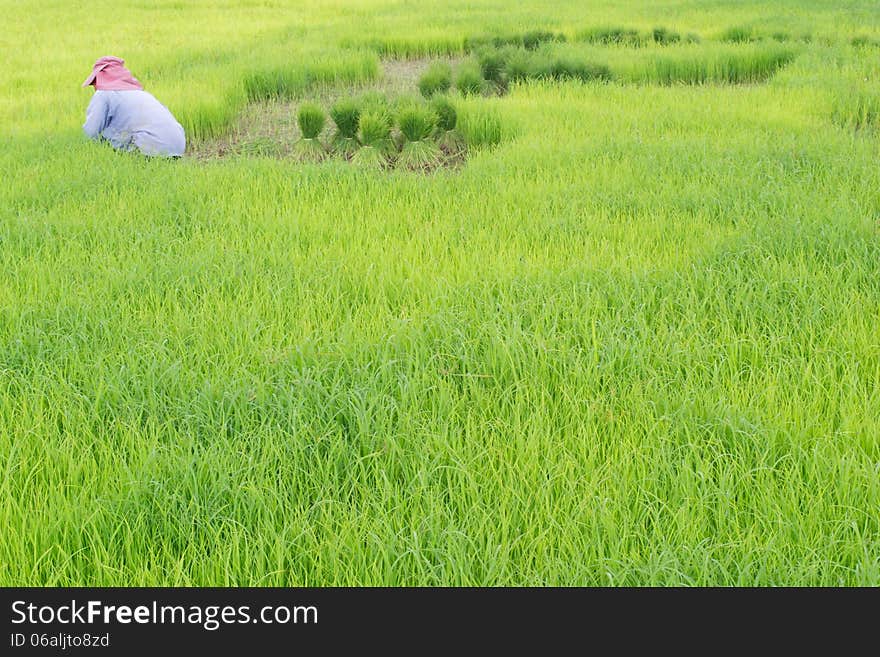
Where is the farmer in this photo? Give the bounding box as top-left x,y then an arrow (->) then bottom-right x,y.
82,56 -> 186,157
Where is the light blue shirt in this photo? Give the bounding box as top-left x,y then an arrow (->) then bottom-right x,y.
83,89 -> 186,157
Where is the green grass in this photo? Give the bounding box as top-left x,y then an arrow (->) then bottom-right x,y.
2,0 -> 880,586
418,62 -> 453,98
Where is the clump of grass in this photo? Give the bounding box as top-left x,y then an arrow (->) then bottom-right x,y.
721,25 -> 757,43
477,47 -> 510,84
771,31 -> 790,42
521,30 -> 565,50
456,61 -> 486,96
505,49 -> 535,82
294,102 -> 326,161
832,90 -> 880,131
684,32 -> 702,44
418,61 -> 453,98
851,35 -> 880,48
641,44 -> 796,85
330,98 -> 361,157
456,104 -> 509,148
530,54 -> 612,82
578,26 -> 642,46
352,109 -> 393,168
465,30 -> 564,51
431,95 -> 465,155
396,103 -> 442,170
652,27 -> 681,45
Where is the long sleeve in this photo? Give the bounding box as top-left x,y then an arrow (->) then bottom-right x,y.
82,93 -> 109,140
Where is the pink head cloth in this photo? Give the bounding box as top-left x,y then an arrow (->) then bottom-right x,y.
82,56 -> 143,91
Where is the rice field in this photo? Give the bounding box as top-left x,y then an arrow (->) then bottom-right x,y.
2,0 -> 880,586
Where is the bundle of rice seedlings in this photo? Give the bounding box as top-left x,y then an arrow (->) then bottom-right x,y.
652,27 -> 681,45
455,61 -> 486,96
351,109 -> 393,168
418,61 -> 453,97
294,102 -> 326,161
329,98 -> 361,157
431,95 -> 464,155
396,103 -> 442,170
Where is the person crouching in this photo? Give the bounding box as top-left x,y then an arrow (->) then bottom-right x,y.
82,56 -> 186,157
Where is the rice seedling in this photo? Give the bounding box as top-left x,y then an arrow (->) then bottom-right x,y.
431,95 -> 465,154
529,53 -> 613,82
505,49 -> 536,82
665,44 -> 793,84
418,61 -> 453,97
521,30 -> 566,50
358,90 -> 391,115
721,25 -> 758,43
477,47 -> 511,84
293,101 -> 326,161
330,97 -> 361,157
395,102 -> 442,170
351,109 -> 394,168
455,61 -> 487,96
832,90 -> 880,130
851,35 -> 880,48
577,26 -> 643,46
652,27 -> 681,45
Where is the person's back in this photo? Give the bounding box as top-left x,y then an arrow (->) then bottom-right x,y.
84,89 -> 186,156
82,56 -> 185,157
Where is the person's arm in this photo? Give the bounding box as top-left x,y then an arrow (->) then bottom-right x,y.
82,92 -> 109,140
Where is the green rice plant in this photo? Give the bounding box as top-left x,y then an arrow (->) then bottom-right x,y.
721,25 -> 758,43
684,32 -> 701,44
431,95 -> 457,132
294,102 -> 326,161
577,26 -> 643,46
396,103 -> 442,170
418,61 -> 453,97
330,97 -> 361,157
521,30 -> 565,50
355,35 -> 465,58
455,102 -> 512,148
358,90 -> 391,115
505,49 -> 536,82
851,35 -> 880,48
352,109 -> 393,168
431,95 -> 465,154
242,54 -> 379,101
636,44 -> 797,85
652,26 -> 681,45
297,102 -> 325,139
771,32 -> 790,42
456,61 -> 486,96
832,90 -> 880,130
477,46 -> 511,83
530,54 -> 613,82
465,31 -> 561,53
